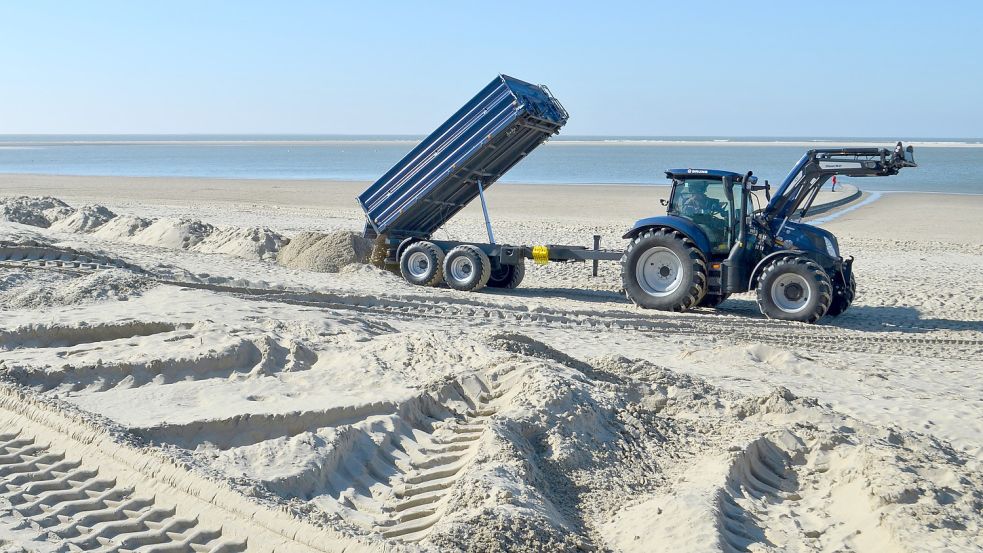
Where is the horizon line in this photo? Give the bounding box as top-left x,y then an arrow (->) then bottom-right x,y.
1,133 -> 982,140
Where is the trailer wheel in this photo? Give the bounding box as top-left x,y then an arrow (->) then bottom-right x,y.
826,272 -> 857,317
756,256 -> 832,323
487,261 -> 525,289
443,245 -> 491,292
399,241 -> 444,287
621,228 -> 707,311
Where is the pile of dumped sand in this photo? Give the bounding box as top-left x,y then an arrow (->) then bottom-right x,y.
0,196 -> 71,228
128,218 -> 215,249
0,196 -> 287,261
91,214 -> 152,239
276,231 -> 373,273
2,197 -> 386,271
48,204 -> 117,233
193,226 -> 289,260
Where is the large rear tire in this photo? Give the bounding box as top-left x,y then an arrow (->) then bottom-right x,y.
443,245 -> 491,292
399,241 -> 444,287
621,228 -> 707,311
755,257 -> 832,323
487,261 -> 525,289
826,272 -> 857,317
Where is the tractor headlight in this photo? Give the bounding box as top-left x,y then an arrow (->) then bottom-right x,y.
824,236 -> 838,257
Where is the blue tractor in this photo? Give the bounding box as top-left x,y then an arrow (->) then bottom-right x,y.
620,143 -> 917,322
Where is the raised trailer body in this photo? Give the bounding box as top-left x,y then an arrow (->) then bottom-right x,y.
359,74 -> 568,245
357,74 -> 621,275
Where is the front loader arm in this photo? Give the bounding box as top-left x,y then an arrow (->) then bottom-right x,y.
765,142 -> 917,224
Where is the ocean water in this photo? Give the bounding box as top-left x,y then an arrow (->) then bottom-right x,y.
1,135 -> 981,194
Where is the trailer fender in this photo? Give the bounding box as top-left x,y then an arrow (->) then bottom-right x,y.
622,215 -> 711,254
395,237 -> 424,263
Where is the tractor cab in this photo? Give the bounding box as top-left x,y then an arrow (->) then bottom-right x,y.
665,169 -> 754,258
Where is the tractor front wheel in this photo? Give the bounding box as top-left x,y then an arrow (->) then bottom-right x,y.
756,257 -> 832,323
826,272 -> 857,317
621,228 -> 707,311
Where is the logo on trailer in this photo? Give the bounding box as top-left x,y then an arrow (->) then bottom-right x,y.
687,169 -> 709,174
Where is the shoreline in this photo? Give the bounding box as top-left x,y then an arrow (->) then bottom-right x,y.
3,172 -> 982,195
1,138 -> 981,148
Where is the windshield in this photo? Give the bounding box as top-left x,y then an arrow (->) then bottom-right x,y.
670,178 -> 745,255
670,179 -> 729,216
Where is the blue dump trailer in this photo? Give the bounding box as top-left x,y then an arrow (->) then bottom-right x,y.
358,74 -> 621,292
359,74 -> 567,242
357,74 -> 916,322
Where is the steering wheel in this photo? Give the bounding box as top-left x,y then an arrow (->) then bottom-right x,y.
683,196 -> 726,217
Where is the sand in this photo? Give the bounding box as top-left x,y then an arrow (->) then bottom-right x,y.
0,175 -> 981,552
277,231 -> 373,273
1,195 -> 289,262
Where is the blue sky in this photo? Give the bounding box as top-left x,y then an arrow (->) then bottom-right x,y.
1,1 -> 980,137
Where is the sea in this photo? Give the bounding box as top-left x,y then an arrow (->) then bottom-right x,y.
1,135 -> 981,194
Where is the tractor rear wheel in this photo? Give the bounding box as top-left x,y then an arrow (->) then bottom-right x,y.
399,241 -> 444,287
826,272 -> 857,317
443,245 -> 491,292
621,228 -> 707,311
487,261 -> 525,289
756,257 -> 832,323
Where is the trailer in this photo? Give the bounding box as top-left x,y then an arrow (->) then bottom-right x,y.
358,74 -> 621,291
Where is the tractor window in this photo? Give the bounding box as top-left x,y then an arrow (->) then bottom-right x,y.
670,179 -> 729,216
670,178 -> 736,255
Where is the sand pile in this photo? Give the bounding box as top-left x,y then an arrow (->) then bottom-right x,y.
192,226 -> 287,261
129,217 -> 215,249
91,214 -> 152,239
0,197 -> 292,262
276,231 -> 373,273
0,196 -> 71,227
48,204 -> 117,233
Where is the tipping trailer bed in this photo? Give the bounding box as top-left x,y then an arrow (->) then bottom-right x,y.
358,75 -> 623,281
359,74 -> 569,243
358,75 -> 567,240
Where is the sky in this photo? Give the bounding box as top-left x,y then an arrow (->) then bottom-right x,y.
1,1 -> 981,137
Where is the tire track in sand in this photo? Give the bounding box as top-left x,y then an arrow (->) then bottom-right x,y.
5,246 -> 980,360
0,430 -> 246,552
251,368 -> 523,543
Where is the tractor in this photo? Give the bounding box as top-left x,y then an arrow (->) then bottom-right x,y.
620,142 -> 917,322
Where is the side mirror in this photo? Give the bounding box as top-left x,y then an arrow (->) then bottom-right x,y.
660,198 -> 668,206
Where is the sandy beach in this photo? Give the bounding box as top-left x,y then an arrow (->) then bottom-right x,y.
1,175 -> 981,552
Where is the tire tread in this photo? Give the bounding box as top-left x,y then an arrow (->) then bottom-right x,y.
755,256 -> 832,323
620,228 -> 707,312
